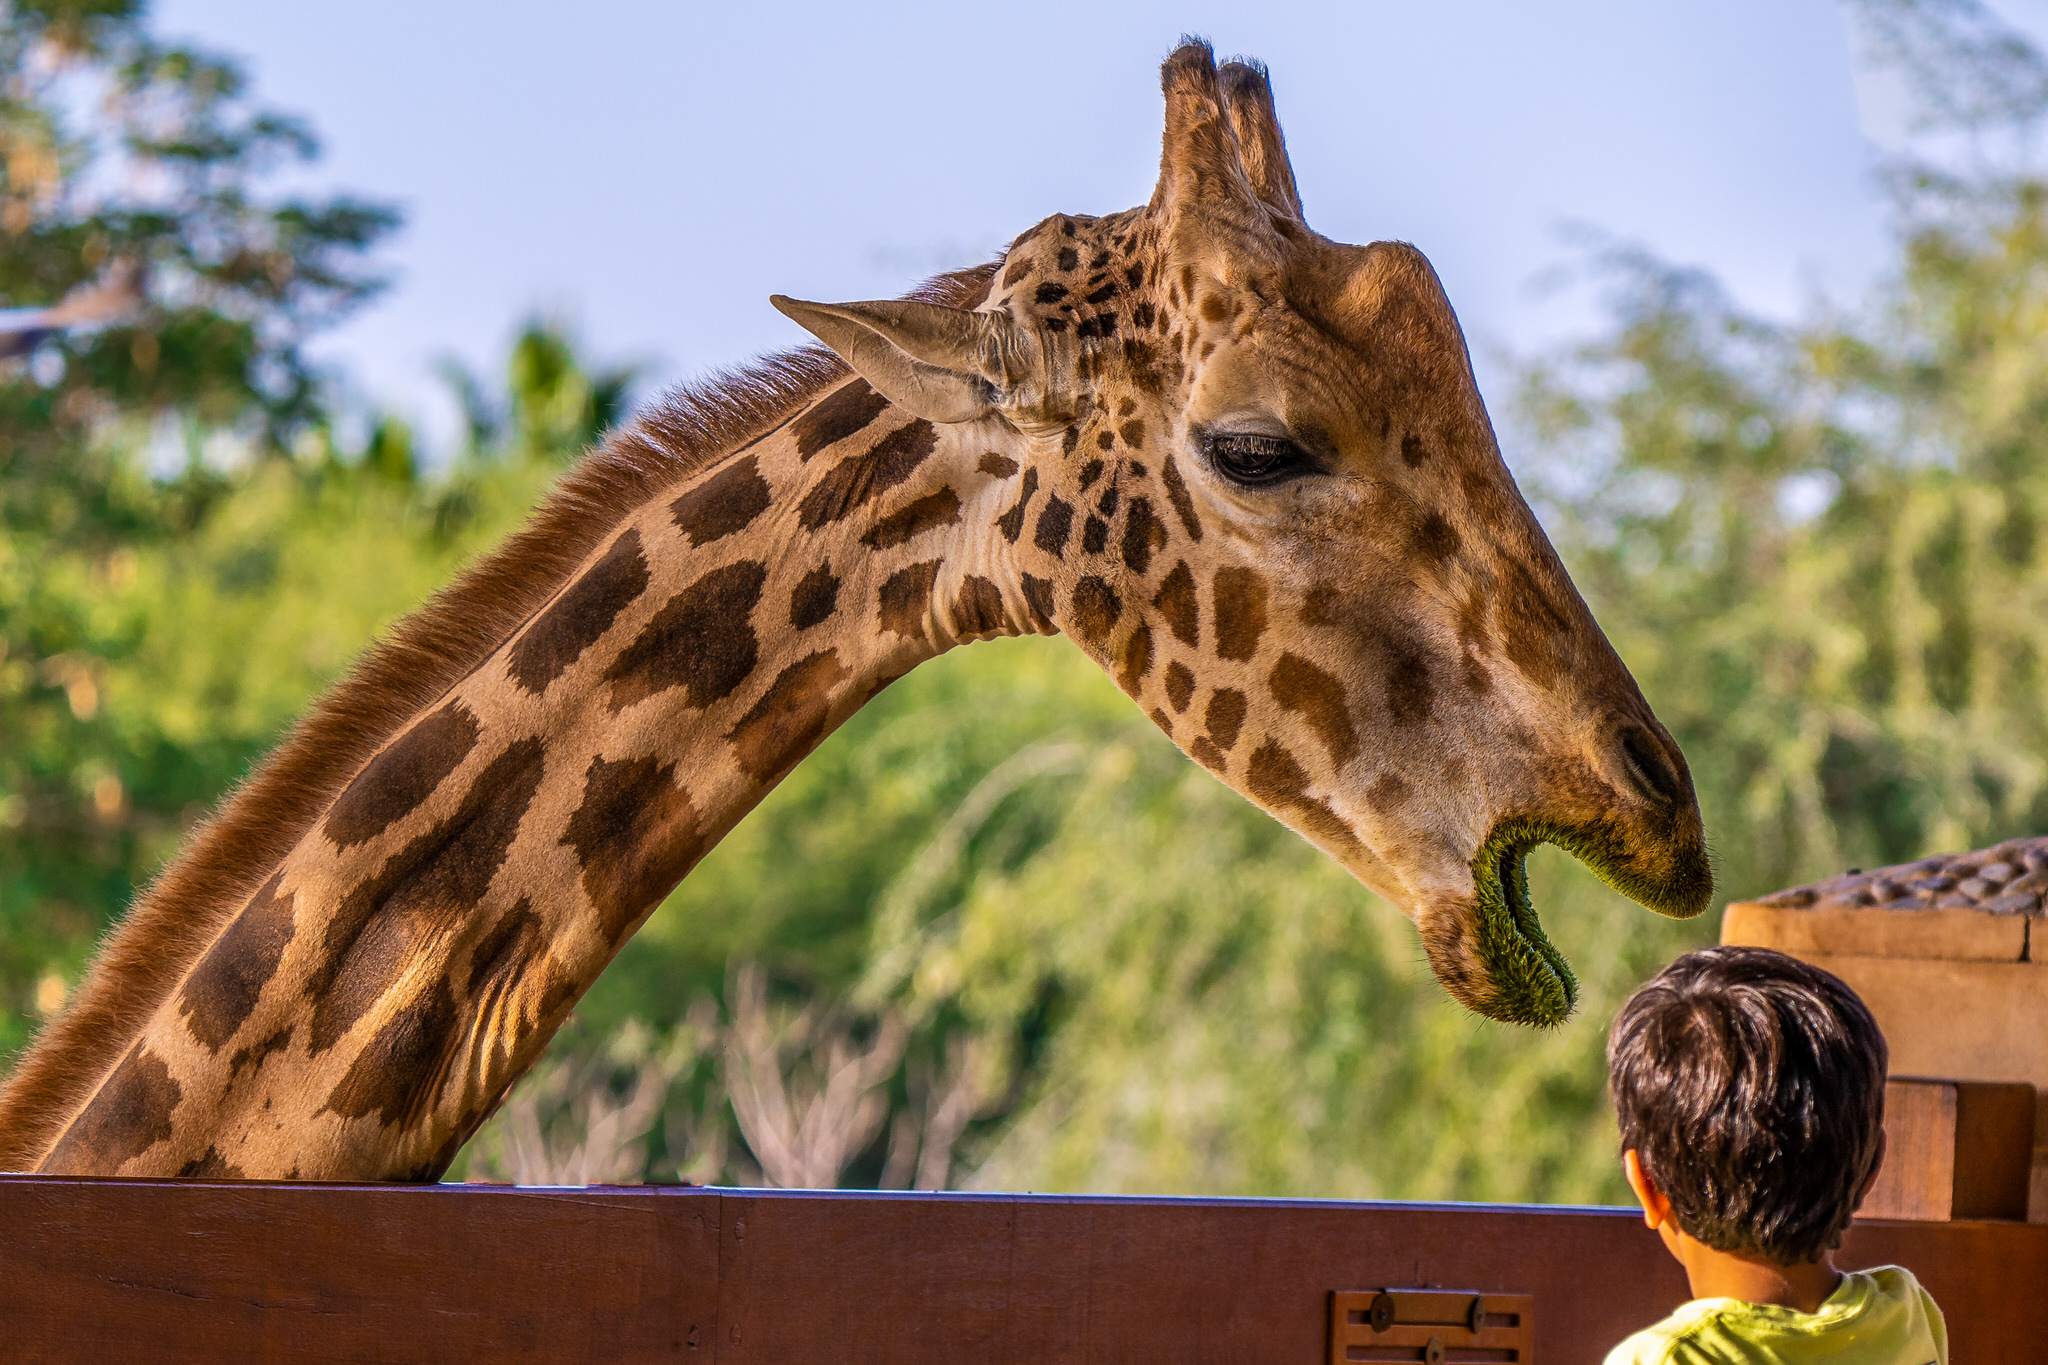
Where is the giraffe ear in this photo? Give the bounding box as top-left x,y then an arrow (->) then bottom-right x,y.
770,295 -> 1050,425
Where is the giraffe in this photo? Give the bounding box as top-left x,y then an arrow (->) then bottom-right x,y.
0,42 -> 1711,1181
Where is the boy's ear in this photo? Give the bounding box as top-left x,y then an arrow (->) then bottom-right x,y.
1622,1149 -> 1673,1232
770,295 -> 1054,425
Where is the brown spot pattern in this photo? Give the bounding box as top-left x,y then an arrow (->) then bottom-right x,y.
799,419 -> 938,529
562,752 -> 703,944
537,963 -> 581,1028
789,563 -> 841,630
1082,515 -> 1110,555
954,576 -> 1010,638
229,1024 -> 292,1081
1246,739 -> 1361,854
878,560 -> 943,643
1120,497 -> 1168,574
996,468 -> 1040,543
1212,567 -> 1269,662
1502,559 -> 1574,689
323,979 -> 459,1127
604,560 -> 766,712
1386,644 -> 1435,725
862,487 -> 961,549
1034,495 -> 1075,556
178,872 -> 296,1052
1269,653 -> 1359,767
977,451 -> 1019,477
1164,661 -> 1196,712
464,898 -> 540,1003
1204,689 -> 1248,751
1413,512 -> 1460,564
670,455 -> 773,547
1301,582 -> 1341,628
793,379 -> 889,460
177,1146 -> 243,1179
1162,457 -> 1203,541
727,650 -> 852,781
1401,433 -> 1426,467
1367,772 -> 1412,812
42,1043 -> 180,1173
324,702 -> 481,847
1070,576 -> 1122,645
1020,574 -> 1057,632
1153,561 -> 1199,646
309,737 -> 546,1055
1117,625 -> 1154,694
507,532 -> 652,697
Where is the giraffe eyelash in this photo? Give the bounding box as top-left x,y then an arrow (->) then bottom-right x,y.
1202,430 -> 1313,487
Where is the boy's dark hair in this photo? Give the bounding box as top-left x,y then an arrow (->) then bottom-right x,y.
1608,946 -> 1888,1264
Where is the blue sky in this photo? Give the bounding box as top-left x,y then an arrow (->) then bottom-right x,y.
149,1 -> 2048,454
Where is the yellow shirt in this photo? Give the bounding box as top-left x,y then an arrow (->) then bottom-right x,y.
1602,1267 -> 1946,1365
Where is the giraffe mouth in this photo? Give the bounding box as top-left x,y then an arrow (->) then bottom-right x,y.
1457,810 -> 1712,1026
1464,825 -> 1579,1028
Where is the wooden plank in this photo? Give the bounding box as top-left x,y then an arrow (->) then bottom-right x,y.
0,1179 -> 720,1365
1,1180 -> 2043,1364
1951,1082 -> 2040,1220
1708,947 -> 2048,1087
1720,900 -> 2028,963
1840,1217 -> 2048,1365
714,1192 -> 1679,1364
1864,1078 -> 2036,1221
1818,954 -> 2046,1069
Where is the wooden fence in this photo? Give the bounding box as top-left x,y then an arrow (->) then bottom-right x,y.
3,1178 -> 2041,1363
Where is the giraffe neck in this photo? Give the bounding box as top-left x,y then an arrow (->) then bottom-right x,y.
25,368 -> 1049,1180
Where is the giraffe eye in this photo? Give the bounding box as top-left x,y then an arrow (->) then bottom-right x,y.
1205,431 -> 1310,486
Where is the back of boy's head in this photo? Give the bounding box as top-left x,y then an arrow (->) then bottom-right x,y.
1608,946 -> 1888,1264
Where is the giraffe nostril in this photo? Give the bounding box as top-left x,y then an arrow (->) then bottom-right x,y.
1617,725 -> 1681,807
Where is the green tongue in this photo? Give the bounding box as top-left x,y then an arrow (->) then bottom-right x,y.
1469,831 -> 1578,1027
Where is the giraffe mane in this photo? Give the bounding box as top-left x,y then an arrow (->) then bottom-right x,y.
0,262 -> 1001,1170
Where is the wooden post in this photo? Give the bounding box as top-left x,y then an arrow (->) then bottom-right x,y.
1863,1078 -> 2037,1221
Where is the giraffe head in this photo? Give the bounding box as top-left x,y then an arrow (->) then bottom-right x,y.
773,42 -> 1710,1024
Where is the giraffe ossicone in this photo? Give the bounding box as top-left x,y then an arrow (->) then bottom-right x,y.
0,41 -> 1710,1181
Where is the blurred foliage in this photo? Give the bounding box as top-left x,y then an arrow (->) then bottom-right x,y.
1518,173 -> 2048,893
9,0 -> 2048,1205
0,0 -> 399,1059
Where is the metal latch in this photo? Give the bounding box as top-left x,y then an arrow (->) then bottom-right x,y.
1328,1289 -> 1534,1363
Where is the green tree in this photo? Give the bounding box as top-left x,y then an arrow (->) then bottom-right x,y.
0,0 -> 397,1055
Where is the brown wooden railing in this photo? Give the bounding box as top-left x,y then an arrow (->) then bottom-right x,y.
2,1178 -> 2041,1363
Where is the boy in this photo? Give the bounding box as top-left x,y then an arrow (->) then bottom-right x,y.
1603,946 -> 1945,1365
